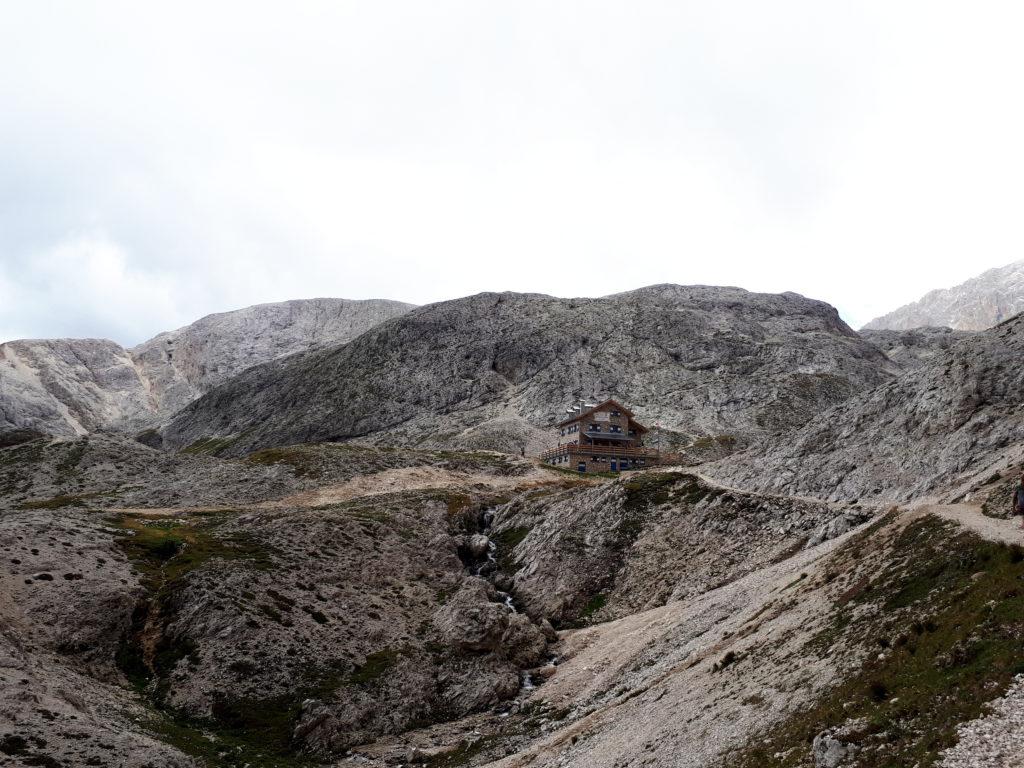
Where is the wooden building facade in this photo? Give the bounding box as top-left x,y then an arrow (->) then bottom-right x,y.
540,398 -> 659,473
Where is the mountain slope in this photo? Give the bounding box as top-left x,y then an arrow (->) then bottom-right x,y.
860,327 -> 977,370
863,260 -> 1024,331
0,298 -> 413,437
711,313 -> 1024,502
130,297 -> 414,417
161,285 -> 896,457
0,338 -> 155,437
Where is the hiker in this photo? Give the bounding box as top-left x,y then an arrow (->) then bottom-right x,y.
1012,474 -> 1024,529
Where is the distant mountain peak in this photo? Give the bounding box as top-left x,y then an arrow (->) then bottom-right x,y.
863,260 -> 1024,331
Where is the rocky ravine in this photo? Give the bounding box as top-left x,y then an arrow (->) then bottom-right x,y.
0,435 -> 559,766
6,433 -> 1024,767
863,259 -> 1024,331
711,312 -> 1024,503
160,285 -> 896,457
0,433 -> 869,768
0,298 -> 413,438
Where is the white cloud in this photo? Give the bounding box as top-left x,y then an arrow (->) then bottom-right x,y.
2,1 -> 1024,343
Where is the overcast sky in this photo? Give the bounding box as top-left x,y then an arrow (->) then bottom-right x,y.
3,2 -> 1024,346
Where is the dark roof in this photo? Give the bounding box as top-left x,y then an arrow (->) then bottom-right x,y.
556,398 -> 648,432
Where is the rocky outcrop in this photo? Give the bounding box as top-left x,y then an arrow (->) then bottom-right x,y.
489,471 -> 865,626
712,313 -> 1024,502
0,298 -> 412,438
0,338 -> 155,437
0,437 -> 553,762
161,285 -> 896,456
863,260 -> 1024,331
130,297 -> 414,417
860,327 -> 976,370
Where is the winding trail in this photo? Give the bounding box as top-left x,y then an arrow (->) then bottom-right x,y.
921,502 -> 1024,545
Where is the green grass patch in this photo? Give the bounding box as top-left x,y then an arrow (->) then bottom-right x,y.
729,516 -> 1024,768
424,735 -> 501,767
579,592 -> 608,619
492,526 -> 532,572
17,492 -> 103,509
111,513 -> 272,590
347,648 -> 402,685
622,471 -> 689,512
181,436 -> 240,457
245,446 -> 323,477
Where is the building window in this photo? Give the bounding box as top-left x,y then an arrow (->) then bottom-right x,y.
612,411 -> 620,417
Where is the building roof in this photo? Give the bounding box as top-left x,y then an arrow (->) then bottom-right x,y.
556,398 -> 649,432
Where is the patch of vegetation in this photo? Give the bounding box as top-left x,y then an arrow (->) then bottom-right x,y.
423,735 -> 501,767
0,429 -> 46,450
729,516 -> 1024,768
579,592 -> 608,620
621,471 -> 689,512
245,446 -> 323,477
180,436 -> 240,457
538,463 -> 617,479
688,434 -> 738,456
139,703 -> 320,768
492,526 -> 532,572
347,648 -> 402,685
111,513 -> 273,590
0,437 -> 47,467
16,492 -> 102,509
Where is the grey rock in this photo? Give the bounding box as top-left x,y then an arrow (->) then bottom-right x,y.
861,327 -> 976,370
0,297 -> 412,438
812,730 -> 854,768
466,533 -> 492,559
864,259 -> 1024,331
433,579 -> 511,653
130,297 -> 414,417
162,285 -> 895,456
712,312 -> 1024,502
490,471 -> 859,625
0,338 -> 155,437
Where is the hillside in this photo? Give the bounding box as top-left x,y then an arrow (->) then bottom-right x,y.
130,297 -> 414,416
6,435 -> 1024,767
0,298 -> 412,437
160,285 -> 896,457
859,327 -> 976,370
863,260 -> 1024,331
711,313 -> 1024,503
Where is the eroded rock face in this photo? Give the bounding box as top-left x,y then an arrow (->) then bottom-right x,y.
0,338 -> 155,437
0,436 -> 552,762
863,259 -> 1024,331
162,285 -> 895,456
713,313 -> 1024,502
860,327 -> 976,370
0,298 -> 413,438
0,507 -> 199,767
489,472 -> 864,626
130,297 -> 414,418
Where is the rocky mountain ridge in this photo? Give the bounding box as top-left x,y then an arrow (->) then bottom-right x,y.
864,260 -> 1024,331
160,285 -> 897,457
0,298 -> 413,437
710,312 -> 1024,502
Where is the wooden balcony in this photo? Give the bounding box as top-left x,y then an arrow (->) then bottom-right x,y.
539,443 -> 669,462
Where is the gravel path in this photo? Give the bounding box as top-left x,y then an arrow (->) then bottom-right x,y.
922,504 -> 1024,545
939,675 -> 1024,768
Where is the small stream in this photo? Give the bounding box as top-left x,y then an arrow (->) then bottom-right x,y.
468,507 -> 518,613
465,506 -> 546,694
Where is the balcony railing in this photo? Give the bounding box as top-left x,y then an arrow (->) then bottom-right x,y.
540,444 -> 658,460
